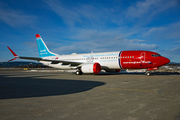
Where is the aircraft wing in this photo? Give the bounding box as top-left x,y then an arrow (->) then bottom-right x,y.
7,46 -> 82,66
18,56 -> 42,61
19,56 -> 82,66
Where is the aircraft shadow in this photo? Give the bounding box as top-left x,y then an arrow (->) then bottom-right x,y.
0,75 -> 105,99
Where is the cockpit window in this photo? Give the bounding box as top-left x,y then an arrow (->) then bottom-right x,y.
151,54 -> 161,57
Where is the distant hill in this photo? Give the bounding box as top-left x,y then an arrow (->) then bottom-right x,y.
168,62 -> 180,66
0,61 -> 44,68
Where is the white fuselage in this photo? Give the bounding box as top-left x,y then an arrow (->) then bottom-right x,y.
39,51 -> 120,69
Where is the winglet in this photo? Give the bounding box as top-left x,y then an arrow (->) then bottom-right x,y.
7,46 -> 18,58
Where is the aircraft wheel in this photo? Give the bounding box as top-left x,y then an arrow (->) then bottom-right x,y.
146,72 -> 151,76
76,70 -> 82,75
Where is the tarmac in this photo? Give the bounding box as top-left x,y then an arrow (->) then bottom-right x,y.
0,70 -> 180,120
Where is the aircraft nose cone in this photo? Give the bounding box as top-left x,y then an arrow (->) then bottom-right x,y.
163,57 -> 170,65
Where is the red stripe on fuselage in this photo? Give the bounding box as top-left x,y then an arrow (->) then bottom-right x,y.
120,50 -> 164,69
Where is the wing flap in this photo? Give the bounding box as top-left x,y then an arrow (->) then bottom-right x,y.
42,59 -> 82,66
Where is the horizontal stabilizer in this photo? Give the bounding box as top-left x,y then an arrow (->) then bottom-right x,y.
7,46 -> 18,62
8,58 -> 17,62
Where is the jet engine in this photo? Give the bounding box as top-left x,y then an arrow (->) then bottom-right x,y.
81,63 -> 101,74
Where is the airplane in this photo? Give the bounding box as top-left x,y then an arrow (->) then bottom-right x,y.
7,34 -> 170,76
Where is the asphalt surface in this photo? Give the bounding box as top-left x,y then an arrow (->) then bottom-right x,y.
0,71 -> 180,120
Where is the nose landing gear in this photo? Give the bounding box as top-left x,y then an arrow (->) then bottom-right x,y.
146,67 -> 159,76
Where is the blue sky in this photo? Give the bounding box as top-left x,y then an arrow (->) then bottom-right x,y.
0,0 -> 180,62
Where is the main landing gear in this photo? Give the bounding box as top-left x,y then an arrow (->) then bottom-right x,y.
76,70 -> 82,75
145,71 -> 151,76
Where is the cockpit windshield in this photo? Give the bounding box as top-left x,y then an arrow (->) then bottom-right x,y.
151,54 -> 161,57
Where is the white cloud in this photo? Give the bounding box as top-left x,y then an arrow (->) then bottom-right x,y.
142,27 -> 166,36
129,39 -> 145,43
158,47 -> 180,62
45,0 -> 178,30
142,22 -> 180,40
123,0 -> 179,28
44,0 -> 117,28
0,1 -> 36,28
0,9 -> 36,27
126,0 -> 177,18
45,0 -> 81,26
175,40 -> 180,43
23,41 -> 37,49
52,39 -> 158,55
51,29 -> 159,55
0,42 -> 5,45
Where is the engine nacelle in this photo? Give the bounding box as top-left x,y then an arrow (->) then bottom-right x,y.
81,63 -> 101,74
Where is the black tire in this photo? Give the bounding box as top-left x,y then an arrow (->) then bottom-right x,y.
147,72 -> 151,76
76,70 -> 82,75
